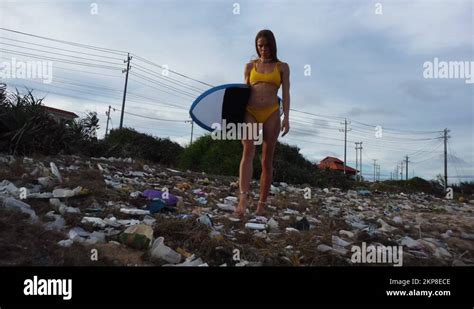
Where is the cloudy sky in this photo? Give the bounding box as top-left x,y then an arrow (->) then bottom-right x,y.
0,0 -> 472,183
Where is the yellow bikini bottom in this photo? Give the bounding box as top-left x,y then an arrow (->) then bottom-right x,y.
246,103 -> 279,123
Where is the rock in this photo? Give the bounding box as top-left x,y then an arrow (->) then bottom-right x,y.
285,227 -> 299,233
150,237 -> 182,264
323,188 -> 329,194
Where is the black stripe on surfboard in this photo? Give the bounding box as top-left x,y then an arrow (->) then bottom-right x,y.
221,87 -> 251,125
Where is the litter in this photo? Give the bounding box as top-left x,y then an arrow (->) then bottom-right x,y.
150,237 -> 182,264
120,208 -> 151,215
119,224 -> 154,249
245,223 -> 266,230
197,214 -> 213,228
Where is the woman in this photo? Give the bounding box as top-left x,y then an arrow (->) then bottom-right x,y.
234,29 -> 290,218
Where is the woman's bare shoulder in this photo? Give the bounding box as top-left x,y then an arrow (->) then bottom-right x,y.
278,61 -> 290,71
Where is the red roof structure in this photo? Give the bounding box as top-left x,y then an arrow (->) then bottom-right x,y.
316,156 -> 358,175
42,106 -> 78,122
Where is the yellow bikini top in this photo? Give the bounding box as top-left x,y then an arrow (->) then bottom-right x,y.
249,60 -> 281,87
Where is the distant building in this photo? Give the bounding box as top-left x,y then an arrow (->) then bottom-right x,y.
316,156 -> 358,176
42,106 -> 78,123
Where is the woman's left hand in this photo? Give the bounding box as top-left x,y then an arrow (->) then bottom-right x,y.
281,117 -> 290,137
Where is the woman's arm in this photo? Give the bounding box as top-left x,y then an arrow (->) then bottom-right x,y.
244,62 -> 253,85
280,62 -> 290,136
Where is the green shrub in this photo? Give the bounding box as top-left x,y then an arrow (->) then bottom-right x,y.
104,127 -> 183,167
179,135 -> 350,188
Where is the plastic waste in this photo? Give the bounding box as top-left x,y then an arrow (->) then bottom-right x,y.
119,224 -> 154,249
150,237 -> 182,264
216,203 -> 235,212
195,196 -> 208,205
0,180 -> 20,198
81,217 -> 107,228
142,189 -> 178,206
50,162 -> 63,184
245,223 -> 266,230
120,208 -> 150,215
53,186 -> 82,198
295,217 -> 310,230
197,214 -> 213,228
2,197 -> 38,222
146,199 -> 166,214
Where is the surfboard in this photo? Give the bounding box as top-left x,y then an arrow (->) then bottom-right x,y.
189,83 -> 282,132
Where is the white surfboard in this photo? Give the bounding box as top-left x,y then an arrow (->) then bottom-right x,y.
189,83 -> 282,132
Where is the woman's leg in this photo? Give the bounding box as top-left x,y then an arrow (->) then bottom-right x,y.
257,109 -> 281,215
235,112 -> 257,217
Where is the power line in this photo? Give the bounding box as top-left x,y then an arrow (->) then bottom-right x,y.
0,36 -> 124,61
0,41 -> 123,66
0,27 -> 128,56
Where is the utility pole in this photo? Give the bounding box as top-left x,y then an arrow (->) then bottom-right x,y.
339,118 -> 351,174
355,142 -> 360,181
443,128 -> 450,192
390,172 -> 393,180
395,165 -> 399,180
400,161 -> 404,180
405,155 -> 409,180
359,142 -> 363,182
105,105 -> 111,137
119,53 -> 132,129
373,159 -> 377,182
190,120 -> 194,145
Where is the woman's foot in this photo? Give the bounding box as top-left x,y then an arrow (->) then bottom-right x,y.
234,191 -> 250,218
255,201 -> 267,216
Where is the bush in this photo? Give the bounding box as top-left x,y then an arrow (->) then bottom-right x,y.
179,135 -> 351,188
0,85 -> 97,156
104,127 -> 183,167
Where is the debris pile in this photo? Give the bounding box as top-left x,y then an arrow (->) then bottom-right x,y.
0,154 -> 473,266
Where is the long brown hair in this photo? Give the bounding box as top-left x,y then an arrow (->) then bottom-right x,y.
254,29 -> 279,63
